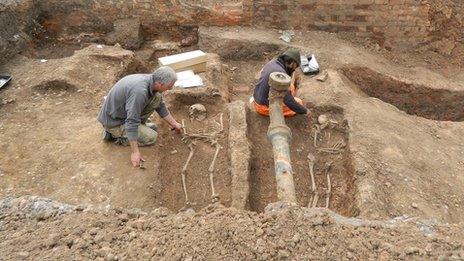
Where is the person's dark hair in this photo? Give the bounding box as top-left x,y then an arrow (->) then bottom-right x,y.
278,54 -> 298,66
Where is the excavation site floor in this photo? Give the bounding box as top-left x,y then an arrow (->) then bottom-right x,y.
1,26 -> 464,259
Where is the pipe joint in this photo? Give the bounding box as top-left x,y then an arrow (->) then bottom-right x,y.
267,124 -> 292,141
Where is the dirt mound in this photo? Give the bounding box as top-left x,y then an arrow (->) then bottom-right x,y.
1,196 -> 463,260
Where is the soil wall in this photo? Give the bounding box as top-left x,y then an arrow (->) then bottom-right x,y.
1,0 -> 463,63
0,0 -> 39,64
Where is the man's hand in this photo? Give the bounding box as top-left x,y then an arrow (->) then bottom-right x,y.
129,140 -> 144,167
131,151 -> 145,167
171,121 -> 183,134
163,113 -> 182,134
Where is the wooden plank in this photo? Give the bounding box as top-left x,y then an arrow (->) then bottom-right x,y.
158,50 -> 207,71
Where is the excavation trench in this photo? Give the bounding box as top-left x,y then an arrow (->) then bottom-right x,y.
341,66 -> 464,122
4,25 -> 362,217
152,94 -> 231,212
247,106 -> 359,216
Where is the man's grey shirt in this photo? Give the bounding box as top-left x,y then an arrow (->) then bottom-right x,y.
97,74 -> 169,141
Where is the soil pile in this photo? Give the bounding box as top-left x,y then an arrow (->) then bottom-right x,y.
1,197 -> 463,260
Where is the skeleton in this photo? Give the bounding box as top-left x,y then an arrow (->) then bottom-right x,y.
313,114 -> 339,148
188,103 -> 207,121
208,140 -> 221,202
307,115 -> 340,209
307,153 -> 318,208
179,114 -> 224,210
317,139 -> 346,154
324,162 -> 333,208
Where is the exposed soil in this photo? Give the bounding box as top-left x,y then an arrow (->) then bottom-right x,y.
1,197 -> 464,260
226,60 -> 266,100
247,107 -> 358,216
21,40 -> 85,60
341,66 -> 464,122
154,95 -> 231,212
1,20 -> 464,260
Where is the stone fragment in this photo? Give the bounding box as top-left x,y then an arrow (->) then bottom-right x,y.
316,70 -> 328,82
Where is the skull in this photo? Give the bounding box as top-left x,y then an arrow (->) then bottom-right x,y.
318,114 -> 328,125
189,103 -> 207,121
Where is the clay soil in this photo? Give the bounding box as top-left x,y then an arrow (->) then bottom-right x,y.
247,108 -> 358,216
154,95 -> 231,211
341,66 -> 464,122
1,24 -> 464,260
1,197 -> 464,260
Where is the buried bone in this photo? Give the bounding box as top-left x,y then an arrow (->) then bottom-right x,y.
189,103 -> 207,121
317,139 -> 346,154
307,152 -> 318,207
324,162 -> 333,208
181,144 -> 195,209
208,141 -> 222,203
179,117 -> 224,208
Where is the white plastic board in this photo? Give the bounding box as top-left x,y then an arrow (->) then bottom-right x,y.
174,70 -> 204,88
158,50 -> 207,71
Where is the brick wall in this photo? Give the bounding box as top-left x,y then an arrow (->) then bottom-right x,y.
38,0 -> 244,38
1,0 -> 463,64
243,0 -> 431,49
35,0 -> 436,49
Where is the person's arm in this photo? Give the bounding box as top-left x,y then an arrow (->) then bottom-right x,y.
129,140 -> 144,167
125,92 -> 146,167
156,98 -> 182,133
162,113 -> 182,133
283,91 -> 308,114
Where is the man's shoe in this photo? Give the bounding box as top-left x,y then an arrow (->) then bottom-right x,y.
145,122 -> 157,132
102,130 -> 115,142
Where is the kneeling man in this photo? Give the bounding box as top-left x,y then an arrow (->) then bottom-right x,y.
98,66 -> 182,167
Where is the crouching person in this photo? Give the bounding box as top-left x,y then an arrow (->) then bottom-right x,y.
97,66 -> 182,167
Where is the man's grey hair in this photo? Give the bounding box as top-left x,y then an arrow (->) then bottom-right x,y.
152,66 -> 177,85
